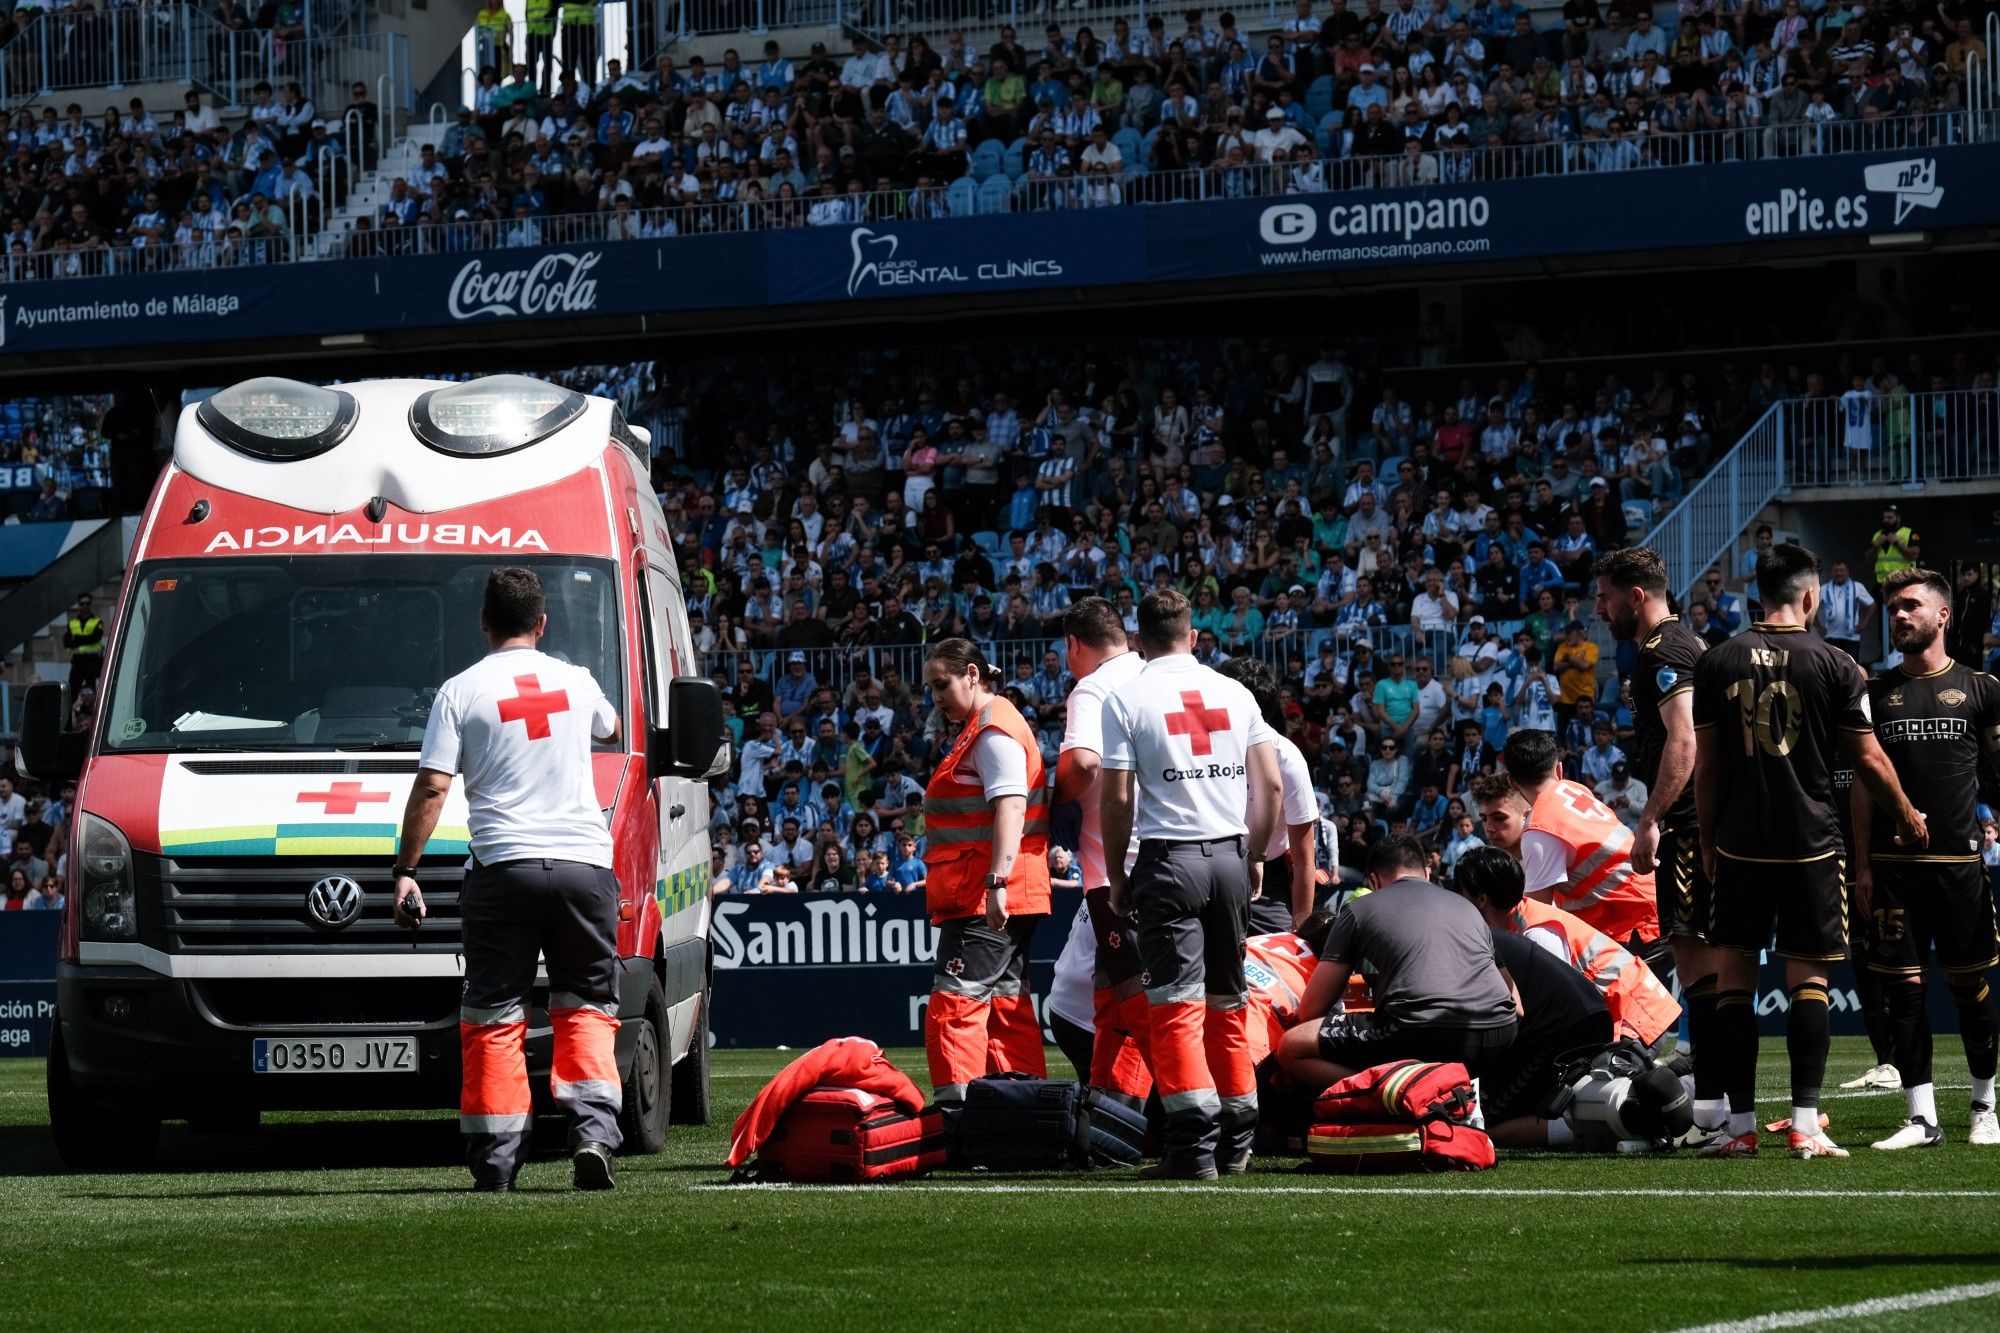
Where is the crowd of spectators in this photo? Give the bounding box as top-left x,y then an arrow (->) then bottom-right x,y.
0,772 -> 69,912
656,332 -> 2000,893
359,0 -> 1983,251
0,80 -> 383,279
0,395 -> 115,521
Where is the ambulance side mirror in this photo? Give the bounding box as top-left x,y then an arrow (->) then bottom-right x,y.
655,676 -> 728,781
18,681 -> 86,785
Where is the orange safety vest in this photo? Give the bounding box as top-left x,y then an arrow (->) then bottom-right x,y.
922,696 -> 1051,925
1244,932 -> 1316,1065
1507,896 -> 1681,1046
1528,779 -> 1661,944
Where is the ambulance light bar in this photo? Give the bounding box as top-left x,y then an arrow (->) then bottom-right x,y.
196,379 -> 359,461
409,375 -> 586,459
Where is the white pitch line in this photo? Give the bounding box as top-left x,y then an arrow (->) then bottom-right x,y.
694,1183 -> 2000,1199
1668,1279 -> 2000,1333
1756,1084 -> 1968,1105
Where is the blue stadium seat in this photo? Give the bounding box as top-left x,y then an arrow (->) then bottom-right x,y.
1316,112 -> 1345,157
1141,125 -> 1162,159
1005,136 -> 1027,157
976,176 -> 1013,214
1622,500 -> 1654,531
969,139 -> 1004,182
971,530 -> 1002,557
946,176 -> 978,217
1002,143 -> 1025,180
1305,74 -> 1336,123
1376,453 -> 1406,477
1113,127 -> 1142,162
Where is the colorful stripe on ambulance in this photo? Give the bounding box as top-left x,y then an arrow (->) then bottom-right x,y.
159,824 -> 473,857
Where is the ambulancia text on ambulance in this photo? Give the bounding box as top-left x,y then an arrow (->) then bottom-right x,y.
20,376 -> 727,1169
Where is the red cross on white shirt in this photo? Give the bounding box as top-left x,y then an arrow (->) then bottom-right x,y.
296,782 -> 391,816
496,673 -> 571,740
1165,690 -> 1232,756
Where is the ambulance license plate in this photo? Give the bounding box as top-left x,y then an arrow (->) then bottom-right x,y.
252,1037 -> 416,1074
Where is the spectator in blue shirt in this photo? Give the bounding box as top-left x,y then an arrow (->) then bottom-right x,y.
1517,539 -> 1564,607
774,649 -> 818,723
1346,62 -> 1390,116
1409,780 -> 1449,836
891,834 -> 927,893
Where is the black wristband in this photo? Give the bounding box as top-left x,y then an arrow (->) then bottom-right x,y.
392,864 -> 419,879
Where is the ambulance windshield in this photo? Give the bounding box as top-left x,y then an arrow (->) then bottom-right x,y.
99,556 -> 624,752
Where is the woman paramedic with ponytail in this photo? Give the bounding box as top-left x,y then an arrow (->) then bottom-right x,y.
920,638 -> 1053,1103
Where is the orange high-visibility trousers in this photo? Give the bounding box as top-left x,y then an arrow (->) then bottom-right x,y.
459,859 -> 625,1188
926,915 -> 1044,1100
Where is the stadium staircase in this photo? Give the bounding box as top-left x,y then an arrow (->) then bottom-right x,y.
310,113 -> 453,257
0,520 -> 128,726
1637,401 -> 1789,609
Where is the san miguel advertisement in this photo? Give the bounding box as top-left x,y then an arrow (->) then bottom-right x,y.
0,897 -> 1960,1058
0,145 -> 1994,357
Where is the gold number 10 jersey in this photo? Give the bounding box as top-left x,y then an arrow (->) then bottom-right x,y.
1692,622 -> 1872,863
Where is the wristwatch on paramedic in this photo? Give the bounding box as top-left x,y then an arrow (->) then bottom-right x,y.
985,873 -> 1007,893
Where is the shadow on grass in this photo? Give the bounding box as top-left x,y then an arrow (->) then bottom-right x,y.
1629,1253 -> 2000,1271
0,1118 -> 608,1179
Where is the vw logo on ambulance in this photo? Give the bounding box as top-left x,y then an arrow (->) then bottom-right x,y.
305,876 -> 365,930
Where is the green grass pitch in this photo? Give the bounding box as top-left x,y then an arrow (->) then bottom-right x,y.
1,1037 -> 1997,1330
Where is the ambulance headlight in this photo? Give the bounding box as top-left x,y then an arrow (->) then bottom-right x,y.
196,378 -> 358,461
410,375 -> 587,458
78,813 -> 136,942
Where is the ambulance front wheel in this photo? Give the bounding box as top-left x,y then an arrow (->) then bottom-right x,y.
46,1015 -> 162,1172
670,971 -> 712,1127
618,976 -> 669,1155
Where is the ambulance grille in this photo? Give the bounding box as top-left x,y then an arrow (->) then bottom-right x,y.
194,979 -> 463,1028
136,855 -> 465,953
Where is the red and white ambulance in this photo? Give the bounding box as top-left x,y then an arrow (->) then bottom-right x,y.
20,375 -> 727,1169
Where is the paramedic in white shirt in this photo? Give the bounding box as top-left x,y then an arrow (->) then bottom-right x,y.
393,567 -> 624,1195
1101,589 -> 1281,1178
1047,598 -> 1150,1094
1219,655 -> 1322,934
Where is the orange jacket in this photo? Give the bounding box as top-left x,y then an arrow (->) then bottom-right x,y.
1245,932 -> 1317,1065
1508,896 -> 1681,1045
922,695 -> 1052,924
725,1037 -> 925,1168
1528,779 -> 1661,943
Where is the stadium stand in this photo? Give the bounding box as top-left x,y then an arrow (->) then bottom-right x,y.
0,0 -> 1979,272
620,331 -> 2000,891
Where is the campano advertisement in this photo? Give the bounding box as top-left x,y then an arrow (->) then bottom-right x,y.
1151,145 -> 1987,281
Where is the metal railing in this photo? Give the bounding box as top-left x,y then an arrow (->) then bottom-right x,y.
0,103 -> 1970,283
0,8 -> 402,116
1641,400 -> 1788,608
693,613 -> 1527,707
631,0 -> 1468,46
1967,13 -> 1999,142
1784,386 -> 2000,490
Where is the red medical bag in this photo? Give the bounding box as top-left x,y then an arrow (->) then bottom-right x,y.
745,1087 -> 948,1183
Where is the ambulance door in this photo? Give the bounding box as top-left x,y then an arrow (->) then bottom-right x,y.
641,564 -> 706,954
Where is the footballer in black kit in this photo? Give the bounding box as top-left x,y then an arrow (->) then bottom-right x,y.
1856,660 -> 2000,979
1849,567 -> 2000,1147
1690,542 -> 1926,1157
1632,616 -> 1708,937
1692,619 -> 1872,960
